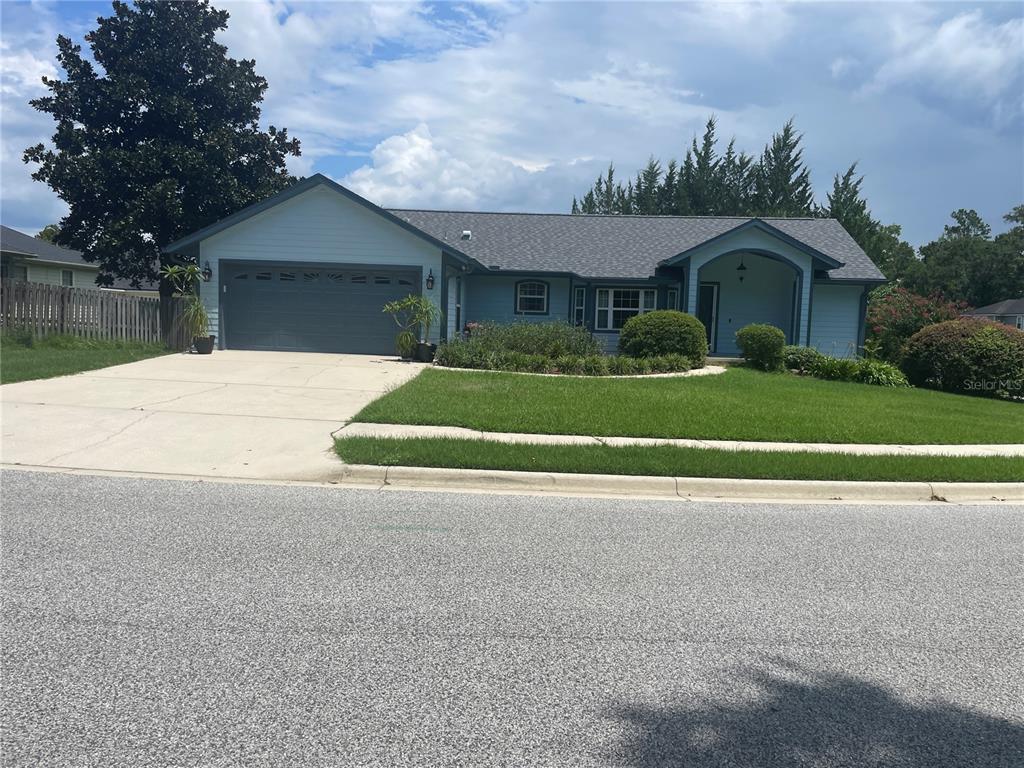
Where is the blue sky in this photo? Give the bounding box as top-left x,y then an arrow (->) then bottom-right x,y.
1,1 -> 1021,247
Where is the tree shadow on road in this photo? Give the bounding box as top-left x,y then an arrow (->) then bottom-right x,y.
612,658 -> 1024,768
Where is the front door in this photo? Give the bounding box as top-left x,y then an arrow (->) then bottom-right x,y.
697,282 -> 719,353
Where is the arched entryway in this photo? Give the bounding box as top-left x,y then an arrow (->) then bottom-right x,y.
695,249 -> 802,355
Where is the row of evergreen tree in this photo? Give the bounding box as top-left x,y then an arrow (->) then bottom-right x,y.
570,117 -> 915,280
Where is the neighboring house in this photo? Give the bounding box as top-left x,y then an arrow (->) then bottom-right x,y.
0,225 -> 99,288
963,299 -> 1024,331
165,174 -> 886,356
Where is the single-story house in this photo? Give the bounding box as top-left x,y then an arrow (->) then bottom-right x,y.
164,174 -> 886,357
1,225 -> 99,288
963,299 -> 1024,331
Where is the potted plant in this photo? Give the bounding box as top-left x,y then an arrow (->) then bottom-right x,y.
383,294 -> 440,361
160,263 -> 215,354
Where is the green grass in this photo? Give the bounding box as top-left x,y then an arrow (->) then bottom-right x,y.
0,333 -> 169,384
335,436 -> 1024,483
354,367 -> 1023,445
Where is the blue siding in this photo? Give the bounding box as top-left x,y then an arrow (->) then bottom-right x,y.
465,275 -> 572,325
809,283 -> 864,357
699,253 -> 799,356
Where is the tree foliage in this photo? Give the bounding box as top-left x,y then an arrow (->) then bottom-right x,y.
23,0 -> 301,291
36,224 -> 62,243
570,117 -> 916,278
903,206 -> 1024,307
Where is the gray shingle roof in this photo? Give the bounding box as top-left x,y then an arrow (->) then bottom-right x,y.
965,298 -> 1024,315
386,210 -> 885,281
0,225 -> 97,268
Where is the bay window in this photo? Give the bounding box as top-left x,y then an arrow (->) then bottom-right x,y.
595,287 -> 656,330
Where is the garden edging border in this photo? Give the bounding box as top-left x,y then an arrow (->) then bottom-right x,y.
430,364 -> 727,379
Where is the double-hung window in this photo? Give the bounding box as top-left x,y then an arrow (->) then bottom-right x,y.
595,288 -> 656,330
61,269 -> 74,287
573,287 -> 585,325
516,280 -> 548,314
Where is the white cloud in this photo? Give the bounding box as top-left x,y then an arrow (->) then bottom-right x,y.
1,1 -> 1021,245
867,10 -> 1023,125
343,123 -> 534,209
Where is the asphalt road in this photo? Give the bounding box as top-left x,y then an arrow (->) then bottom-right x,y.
2,469 -> 1022,767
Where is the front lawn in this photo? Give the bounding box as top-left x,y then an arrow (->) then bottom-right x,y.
354,367 -> 1024,445
335,437 -> 1024,483
0,334 -> 169,384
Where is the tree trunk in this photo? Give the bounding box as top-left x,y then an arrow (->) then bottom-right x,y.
158,275 -> 176,346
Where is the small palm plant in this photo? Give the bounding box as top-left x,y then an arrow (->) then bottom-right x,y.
160,264 -> 214,353
383,294 -> 440,360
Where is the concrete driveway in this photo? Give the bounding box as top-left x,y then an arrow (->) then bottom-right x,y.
0,351 -> 424,481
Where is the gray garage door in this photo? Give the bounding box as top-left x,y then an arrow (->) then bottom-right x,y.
223,264 -> 420,353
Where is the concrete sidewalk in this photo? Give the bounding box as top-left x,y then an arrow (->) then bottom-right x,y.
336,422 -> 1024,457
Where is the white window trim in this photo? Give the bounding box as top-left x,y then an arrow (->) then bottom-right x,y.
594,287 -> 657,331
61,269 -> 74,287
516,280 -> 548,315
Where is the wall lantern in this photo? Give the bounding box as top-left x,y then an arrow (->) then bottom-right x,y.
425,269 -> 435,290
736,255 -> 747,283
201,261 -> 213,282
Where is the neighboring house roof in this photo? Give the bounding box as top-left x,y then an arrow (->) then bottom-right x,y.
162,174 -> 885,282
964,298 -> 1024,316
388,209 -> 884,281
0,224 -> 99,269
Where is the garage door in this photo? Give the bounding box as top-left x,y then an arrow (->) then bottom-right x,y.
223,264 -> 421,353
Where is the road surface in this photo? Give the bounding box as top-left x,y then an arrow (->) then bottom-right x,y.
2,469 -> 1022,766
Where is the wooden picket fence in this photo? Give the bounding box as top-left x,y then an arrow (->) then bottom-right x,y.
0,280 -> 191,349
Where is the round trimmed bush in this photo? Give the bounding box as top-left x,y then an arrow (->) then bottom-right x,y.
618,310 -> 707,365
901,318 -> 1024,399
736,324 -> 787,371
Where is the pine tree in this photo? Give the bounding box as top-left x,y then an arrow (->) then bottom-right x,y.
689,117 -> 720,214
658,159 -> 678,215
751,119 -> 814,216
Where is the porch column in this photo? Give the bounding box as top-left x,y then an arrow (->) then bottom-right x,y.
685,260 -> 699,315
797,269 -> 811,346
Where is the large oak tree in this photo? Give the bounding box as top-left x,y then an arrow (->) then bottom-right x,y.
24,0 -> 301,299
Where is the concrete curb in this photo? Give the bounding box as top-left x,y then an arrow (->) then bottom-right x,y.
335,464 -> 1024,503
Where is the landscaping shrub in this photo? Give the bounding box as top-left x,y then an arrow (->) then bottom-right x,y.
468,321 -> 600,357
618,310 -> 707,365
854,359 -> 909,388
580,355 -> 609,376
553,355 -> 585,375
901,318 -> 1024,399
736,324 -> 786,371
653,353 -> 693,373
1,325 -> 35,348
808,355 -> 860,382
865,285 -> 965,363
435,336 -> 694,377
782,345 -> 823,373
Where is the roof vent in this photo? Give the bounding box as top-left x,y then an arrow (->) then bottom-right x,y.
461,230 -> 472,240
